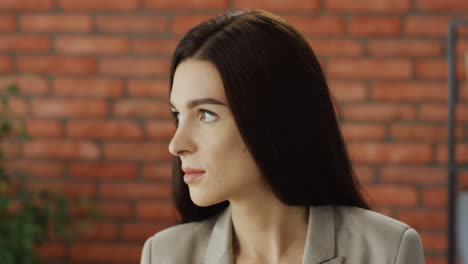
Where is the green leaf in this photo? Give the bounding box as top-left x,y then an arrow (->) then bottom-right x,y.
0,250 -> 15,264
0,121 -> 12,134
0,196 -> 12,211
6,84 -> 18,94
1,95 -> 8,107
19,122 -> 31,141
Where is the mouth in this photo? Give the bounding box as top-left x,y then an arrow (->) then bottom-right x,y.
183,172 -> 205,184
182,167 -> 206,184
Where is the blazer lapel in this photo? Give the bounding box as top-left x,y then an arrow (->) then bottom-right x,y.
203,205 -> 344,264
302,205 -> 344,264
203,206 -> 233,264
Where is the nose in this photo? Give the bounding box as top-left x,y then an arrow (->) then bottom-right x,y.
168,122 -> 196,156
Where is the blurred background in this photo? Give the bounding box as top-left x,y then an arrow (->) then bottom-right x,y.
0,0 -> 468,264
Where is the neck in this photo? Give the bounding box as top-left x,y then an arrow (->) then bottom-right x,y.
229,187 -> 309,262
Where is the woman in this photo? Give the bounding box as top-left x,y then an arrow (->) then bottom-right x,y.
140,10 -> 425,264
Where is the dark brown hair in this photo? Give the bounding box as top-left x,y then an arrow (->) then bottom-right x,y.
169,10 -> 370,223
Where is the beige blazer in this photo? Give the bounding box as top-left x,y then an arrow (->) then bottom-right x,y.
140,205 -> 425,264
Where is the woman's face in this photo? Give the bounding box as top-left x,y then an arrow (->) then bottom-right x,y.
168,59 -> 264,207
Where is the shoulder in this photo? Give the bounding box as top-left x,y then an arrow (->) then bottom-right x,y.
334,205 -> 410,233
140,218 -> 216,264
333,206 -> 424,263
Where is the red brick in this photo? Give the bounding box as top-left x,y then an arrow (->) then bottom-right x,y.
99,182 -> 171,199
113,100 -> 171,118
18,56 -> 96,75
56,36 -> 129,54
136,201 -> 177,220
96,201 -> 133,219
307,39 -> 363,57
128,79 -> 170,97
349,16 -> 401,36
325,0 -> 411,12
380,166 -> 445,184
69,162 -> 139,179
132,38 -> 178,56
0,56 -> 13,73
396,209 -> 446,230
122,222 -> 175,240
416,59 -> 465,80
327,59 -> 412,79
1,140 -> 21,158
456,40 -> 468,56
461,172 -> 468,189
67,120 -> 143,140
405,16 -> 450,36
23,140 -> 100,160
59,0 -> 139,10
4,97 -> 29,116
26,180 -> 96,197
26,119 -> 63,137
53,78 -> 124,97
420,232 -> 446,252
147,0 -> 227,9
423,187 -> 446,208
363,184 -> 419,206
353,165 -> 375,182
425,256 -> 446,264
5,160 -> 64,178
371,82 -> 446,101
283,16 -> 345,36
171,14 -> 217,36
437,144 -> 468,163
75,221 -> 118,240
31,98 -> 108,117
99,58 -> 169,76
368,40 -> 443,57
233,0 -> 319,11
97,15 -> 168,33
0,15 -> 16,32
0,0 -> 54,10
0,75 -> 49,95
348,142 -> 432,164
328,81 -> 367,101
390,123 -> 463,141
104,142 -> 172,161
70,243 -> 141,262
21,15 -> 93,32
416,0 -> 468,11
146,120 -> 176,140
460,83 -> 468,100
0,36 -> 51,52
419,104 -> 468,122
342,103 -> 416,121
37,243 -> 67,258
143,163 -> 172,181
341,123 -> 386,141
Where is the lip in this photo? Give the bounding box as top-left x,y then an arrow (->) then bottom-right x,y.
182,167 -> 205,174
182,167 -> 206,184
183,172 -> 205,184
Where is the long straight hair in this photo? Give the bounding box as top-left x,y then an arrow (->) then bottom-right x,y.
169,10 -> 370,223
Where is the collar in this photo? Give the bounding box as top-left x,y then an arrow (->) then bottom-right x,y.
203,205 -> 344,264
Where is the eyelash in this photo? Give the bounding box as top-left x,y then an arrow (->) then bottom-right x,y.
171,109 -> 217,126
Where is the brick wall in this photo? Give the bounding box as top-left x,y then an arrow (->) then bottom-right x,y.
1,0 -> 468,263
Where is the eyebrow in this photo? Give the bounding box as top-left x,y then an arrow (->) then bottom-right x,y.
170,98 -> 227,110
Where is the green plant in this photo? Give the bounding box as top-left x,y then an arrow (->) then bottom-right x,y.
0,79 -> 102,264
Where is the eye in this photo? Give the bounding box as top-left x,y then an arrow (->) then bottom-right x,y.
199,109 -> 217,123
171,111 -> 180,126
170,109 -> 217,125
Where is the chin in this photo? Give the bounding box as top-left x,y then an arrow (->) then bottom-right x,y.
189,189 -> 225,207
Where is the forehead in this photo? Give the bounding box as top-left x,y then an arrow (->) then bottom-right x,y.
170,59 -> 226,104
